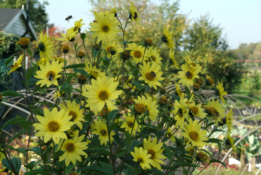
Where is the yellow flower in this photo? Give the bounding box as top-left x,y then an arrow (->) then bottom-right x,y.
72,19 -> 85,32
162,27 -> 174,49
59,134 -> 88,166
166,125 -> 176,143
119,113 -> 140,136
33,107 -> 74,144
189,104 -> 207,119
103,41 -> 123,58
129,2 -> 141,22
134,95 -> 159,121
90,11 -> 119,42
206,99 -> 225,123
177,63 -> 201,87
175,83 -> 183,97
169,49 -> 179,68
59,101 -> 85,129
85,63 -> 105,79
183,119 -> 208,148
92,119 -> 115,146
226,109 -> 234,134
37,57 -> 48,66
139,62 -> 164,89
82,76 -> 122,113
216,81 -> 227,103
227,133 -> 236,151
144,47 -> 162,64
57,30 -> 77,44
131,147 -> 153,170
196,151 -> 209,163
37,32 -> 53,59
8,55 -> 23,74
127,43 -> 145,64
172,95 -> 189,127
18,37 -> 30,48
34,60 -> 63,87
143,136 -> 166,170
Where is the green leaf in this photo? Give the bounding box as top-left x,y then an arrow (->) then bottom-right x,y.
209,159 -> 226,168
65,164 -> 74,174
131,81 -> 143,91
4,54 -> 15,66
1,115 -> 32,130
80,33 -> 86,40
25,167 -> 47,175
163,144 -> 172,160
77,164 -> 112,174
30,146 -> 42,155
24,161 -> 36,171
108,110 -> 118,122
2,90 -> 23,97
99,161 -> 113,175
64,63 -> 85,69
25,66 -> 37,82
26,48 -> 32,57
2,158 -> 21,174
206,138 -> 222,151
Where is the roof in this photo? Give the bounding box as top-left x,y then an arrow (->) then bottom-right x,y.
0,8 -> 21,30
0,8 -> 37,40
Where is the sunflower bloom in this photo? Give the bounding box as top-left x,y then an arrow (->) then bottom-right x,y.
128,43 -> 145,64
172,95 -> 189,127
162,27 -> 174,49
143,136 -> 166,170
189,104 -> 207,119
82,76 -> 122,113
119,113 -> 140,136
139,62 -> 164,89
37,32 -> 53,59
92,119 -> 115,145
129,2 -> 141,22
34,60 -> 63,87
134,95 -> 159,121
131,147 -> 153,170
103,41 -> 123,58
183,119 -> 208,148
177,63 -> 201,87
59,134 -> 88,166
144,47 -> 162,64
206,99 -> 225,123
216,81 -> 227,103
8,55 -> 24,74
33,107 -> 74,144
90,11 -> 119,43
59,101 -> 85,129
85,63 -> 105,79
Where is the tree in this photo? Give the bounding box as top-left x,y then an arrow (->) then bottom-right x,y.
0,0 -> 49,33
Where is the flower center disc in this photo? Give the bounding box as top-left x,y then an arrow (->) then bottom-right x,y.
133,51 -> 142,58
100,129 -> 107,136
137,157 -> 144,163
162,35 -> 168,43
151,56 -> 156,61
48,121 -> 60,132
69,111 -> 77,120
177,108 -> 183,118
47,71 -> 55,81
145,71 -> 156,81
38,42 -> 46,52
189,131 -> 199,141
190,106 -> 198,115
102,25 -> 109,32
147,149 -> 156,160
127,121 -> 134,128
185,71 -> 193,79
135,104 -> 146,114
99,90 -> 109,100
65,143 -> 75,152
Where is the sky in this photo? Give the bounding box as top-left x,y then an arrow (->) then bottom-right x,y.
43,0 -> 261,49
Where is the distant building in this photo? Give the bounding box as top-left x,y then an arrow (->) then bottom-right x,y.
0,8 -> 37,40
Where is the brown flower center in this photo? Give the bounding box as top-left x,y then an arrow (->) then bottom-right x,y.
135,103 -> 146,114
133,51 -> 142,58
189,131 -> 199,141
190,106 -> 198,115
69,111 -> 77,120
47,71 -> 55,81
185,71 -> 193,79
151,56 -> 156,61
102,25 -> 109,32
147,149 -> 156,160
137,157 -> 144,163
208,107 -> 219,117
100,129 -> 107,136
65,143 -> 75,152
48,121 -> 60,132
145,71 -> 156,81
127,121 -> 134,128
177,108 -> 183,118
99,90 -> 109,100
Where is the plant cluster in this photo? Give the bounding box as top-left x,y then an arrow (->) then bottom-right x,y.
0,3 -> 235,175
